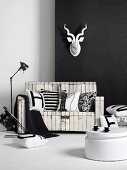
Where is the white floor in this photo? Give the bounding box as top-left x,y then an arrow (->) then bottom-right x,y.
0,132 -> 127,170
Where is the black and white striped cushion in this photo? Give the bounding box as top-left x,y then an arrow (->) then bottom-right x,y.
41,90 -> 59,111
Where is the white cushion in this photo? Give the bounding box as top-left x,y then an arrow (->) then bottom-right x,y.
25,90 -> 44,111
65,92 -> 80,111
100,115 -> 118,127
12,134 -> 48,148
106,105 -> 127,117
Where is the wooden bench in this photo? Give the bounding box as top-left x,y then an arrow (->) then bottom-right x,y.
17,82 -> 104,133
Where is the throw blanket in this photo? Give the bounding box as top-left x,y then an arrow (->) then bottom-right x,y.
14,95 -> 59,138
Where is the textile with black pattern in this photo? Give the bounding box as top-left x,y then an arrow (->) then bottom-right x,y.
14,95 -> 59,138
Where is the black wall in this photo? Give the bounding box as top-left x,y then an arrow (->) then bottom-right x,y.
55,0 -> 127,109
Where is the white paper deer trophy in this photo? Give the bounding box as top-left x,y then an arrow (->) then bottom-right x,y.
64,24 -> 87,57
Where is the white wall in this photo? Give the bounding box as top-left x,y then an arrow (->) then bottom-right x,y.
0,0 -> 55,130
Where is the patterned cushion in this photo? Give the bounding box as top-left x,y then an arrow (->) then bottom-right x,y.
57,91 -> 67,111
116,117 -> 127,127
26,90 -> 44,111
58,91 -> 80,111
78,92 -> 96,112
40,90 -> 59,111
106,105 -> 127,116
100,115 -> 118,127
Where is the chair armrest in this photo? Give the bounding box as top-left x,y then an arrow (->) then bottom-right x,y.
95,96 -> 104,126
17,96 -> 26,134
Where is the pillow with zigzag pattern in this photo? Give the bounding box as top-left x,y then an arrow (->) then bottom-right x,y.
106,105 -> 127,117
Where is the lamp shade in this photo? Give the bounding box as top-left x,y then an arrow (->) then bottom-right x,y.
20,62 -> 29,71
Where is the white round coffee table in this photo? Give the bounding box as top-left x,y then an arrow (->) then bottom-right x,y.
84,127 -> 127,161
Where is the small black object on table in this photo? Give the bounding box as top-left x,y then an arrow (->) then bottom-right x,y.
93,125 -> 99,131
104,127 -> 110,132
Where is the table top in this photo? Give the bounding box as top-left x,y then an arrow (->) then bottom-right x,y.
86,127 -> 127,139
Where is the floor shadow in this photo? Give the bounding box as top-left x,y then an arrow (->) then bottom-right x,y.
64,147 -> 84,159
4,143 -> 22,149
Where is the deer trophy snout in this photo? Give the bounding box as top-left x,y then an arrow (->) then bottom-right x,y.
70,40 -> 81,56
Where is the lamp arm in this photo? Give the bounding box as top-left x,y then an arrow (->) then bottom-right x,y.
10,68 -> 21,80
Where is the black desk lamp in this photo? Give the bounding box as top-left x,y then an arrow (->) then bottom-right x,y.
10,62 -> 29,113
